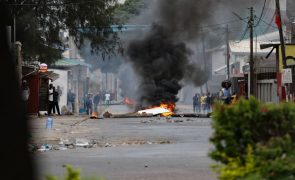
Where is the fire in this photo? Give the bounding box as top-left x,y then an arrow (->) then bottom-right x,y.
159,102 -> 175,112
158,102 -> 175,117
137,102 -> 176,117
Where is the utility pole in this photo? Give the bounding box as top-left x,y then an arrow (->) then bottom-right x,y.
275,0 -> 287,102
15,41 -> 22,87
291,20 -> 295,43
275,0 -> 286,68
201,35 -> 209,93
249,7 -> 255,96
226,24 -> 230,80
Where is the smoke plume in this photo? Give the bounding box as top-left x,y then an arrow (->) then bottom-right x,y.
127,0 -> 212,107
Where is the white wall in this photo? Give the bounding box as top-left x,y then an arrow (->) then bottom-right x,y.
49,69 -> 68,109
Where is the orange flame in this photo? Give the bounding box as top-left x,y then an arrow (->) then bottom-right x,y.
157,102 -> 175,117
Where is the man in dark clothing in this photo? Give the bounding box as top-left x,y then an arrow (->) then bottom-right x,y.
193,93 -> 199,113
206,92 -> 212,113
93,93 -> 100,113
85,93 -> 93,115
53,86 -> 61,115
67,89 -> 75,113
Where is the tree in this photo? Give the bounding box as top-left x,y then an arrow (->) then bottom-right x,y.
114,0 -> 146,23
4,0 -> 121,65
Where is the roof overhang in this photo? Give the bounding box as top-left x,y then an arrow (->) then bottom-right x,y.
23,70 -> 59,81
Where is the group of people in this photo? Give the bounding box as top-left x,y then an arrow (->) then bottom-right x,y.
84,92 -> 114,115
48,84 -> 62,116
193,81 -> 236,113
193,92 -> 214,114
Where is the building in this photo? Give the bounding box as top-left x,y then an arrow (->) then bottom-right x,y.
22,64 -> 59,115
50,57 -> 92,114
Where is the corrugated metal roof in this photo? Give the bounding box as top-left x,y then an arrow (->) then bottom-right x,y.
230,31 -> 280,55
53,58 -> 92,68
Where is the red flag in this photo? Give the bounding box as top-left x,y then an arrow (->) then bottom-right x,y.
275,9 -> 281,28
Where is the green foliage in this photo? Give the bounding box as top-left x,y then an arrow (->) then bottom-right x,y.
114,0 -> 147,23
253,135 -> 295,180
45,164 -> 105,180
212,145 -> 256,180
4,0 -> 121,64
209,97 -> 295,179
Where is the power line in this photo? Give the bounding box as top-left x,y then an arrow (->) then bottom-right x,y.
238,26 -> 249,42
260,19 -> 292,35
254,0 -> 267,27
200,18 -> 248,30
232,12 -> 248,24
6,0 -> 108,7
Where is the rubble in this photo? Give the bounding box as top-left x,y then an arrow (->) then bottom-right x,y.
75,138 -> 89,147
30,137 -> 174,152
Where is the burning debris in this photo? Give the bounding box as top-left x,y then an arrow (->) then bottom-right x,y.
137,102 -> 175,116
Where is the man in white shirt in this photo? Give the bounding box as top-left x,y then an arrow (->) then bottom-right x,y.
48,84 -> 54,115
105,93 -> 110,105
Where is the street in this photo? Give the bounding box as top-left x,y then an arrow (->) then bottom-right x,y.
30,104 -> 217,180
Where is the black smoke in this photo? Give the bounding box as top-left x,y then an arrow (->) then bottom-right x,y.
126,0 -> 211,108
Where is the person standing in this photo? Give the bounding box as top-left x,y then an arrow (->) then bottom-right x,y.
93,93 -> 100,113
67,89 -> 75,113
105,92 -> 110,105
85,93 -> 93,115
53,86 -> 61,115
56,86 -> 62,103
48,84 -> 54,115
193,93 -> 199,113
219,81 -> 232,105
21,80 -> 30,113
200,93 -> 207,113
206,92 -> 212,113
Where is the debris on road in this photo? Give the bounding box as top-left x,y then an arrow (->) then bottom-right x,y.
138,107 -> 171,116
75,138 -> 89,147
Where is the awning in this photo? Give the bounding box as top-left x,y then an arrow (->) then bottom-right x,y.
23,70 -> 59,81
39,71 -> 59,81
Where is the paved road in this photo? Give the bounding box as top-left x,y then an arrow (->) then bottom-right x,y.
31,104 -> 217,180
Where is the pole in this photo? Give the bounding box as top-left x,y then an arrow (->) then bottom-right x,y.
275,0 -> 287,101
201,35 -> 208,93
291,20 -> 295,43
249,7 -> 255,96
15,41 -> 22,87
226,24 -> 230,80
6,26 -> 12,51
13,15 -> 16,44
275,0 -> 286,68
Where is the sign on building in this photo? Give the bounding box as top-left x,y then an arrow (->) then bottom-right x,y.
39,63 -> 48,72
282,68 -> 293,84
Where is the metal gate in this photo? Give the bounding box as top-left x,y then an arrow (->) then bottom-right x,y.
256,79 -> 279,103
